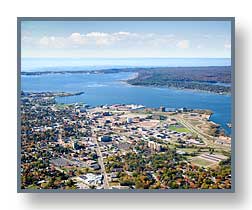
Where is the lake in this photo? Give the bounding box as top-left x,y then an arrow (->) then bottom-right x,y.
21,71 -> 232,135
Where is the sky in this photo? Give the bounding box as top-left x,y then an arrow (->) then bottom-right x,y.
21,20 -> 231,58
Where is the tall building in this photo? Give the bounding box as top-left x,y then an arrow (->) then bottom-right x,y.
147,141 -> 162,152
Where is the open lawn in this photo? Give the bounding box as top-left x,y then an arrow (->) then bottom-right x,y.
190,157 -> 214,167
168,125 -> 191,133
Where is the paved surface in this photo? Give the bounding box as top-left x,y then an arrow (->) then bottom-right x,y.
175,115 -> 215,146
92,136 -> 109,189
175,115 -> 230,151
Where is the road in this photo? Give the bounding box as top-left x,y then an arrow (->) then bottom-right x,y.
92,136 -> 110,189
174,115 -> 230,151
174,115 -> 215,146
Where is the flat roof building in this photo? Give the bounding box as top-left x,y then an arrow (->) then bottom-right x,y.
99,135 -> 112,142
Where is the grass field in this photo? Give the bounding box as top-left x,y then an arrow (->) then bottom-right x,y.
168,125 -> 191,133
191,157 -> 214,167
178,148 -> 198,153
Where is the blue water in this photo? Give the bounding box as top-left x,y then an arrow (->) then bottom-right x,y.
21,71 -> 232,135
21,57 -> 231,72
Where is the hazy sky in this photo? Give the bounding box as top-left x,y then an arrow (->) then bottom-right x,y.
21,20 -> 231,58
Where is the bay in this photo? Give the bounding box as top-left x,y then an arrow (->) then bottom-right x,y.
21,71 -> 232,135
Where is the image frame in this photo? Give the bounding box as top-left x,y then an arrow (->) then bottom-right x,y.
17,17 -> 235,193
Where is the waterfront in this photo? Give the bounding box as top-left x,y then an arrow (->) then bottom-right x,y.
21,71 -> 231,135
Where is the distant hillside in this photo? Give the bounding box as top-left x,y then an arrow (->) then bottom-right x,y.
127,66 -> 232,94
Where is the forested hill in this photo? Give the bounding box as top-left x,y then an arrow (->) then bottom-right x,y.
127,66 -> 231,94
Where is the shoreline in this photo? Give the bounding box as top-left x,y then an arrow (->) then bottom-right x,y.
21,66 -> 231,95
119,75 -> 231,96
22,90 -> 231,136
124,82 -> 231,96
21,65 -> 232,75
22,91 -> 85,98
